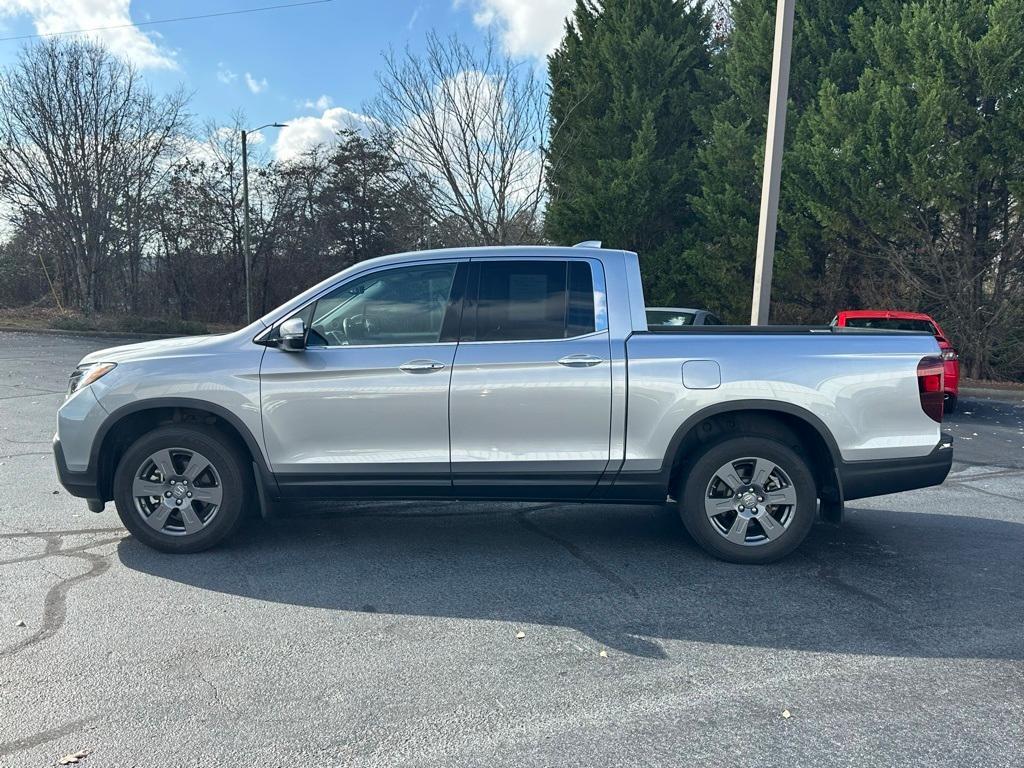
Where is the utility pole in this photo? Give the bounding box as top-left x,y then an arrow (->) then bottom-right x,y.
241,122 -> 288,324
750,0 -> 795,326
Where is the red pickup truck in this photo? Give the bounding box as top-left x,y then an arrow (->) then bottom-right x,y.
832,310 -> 960,413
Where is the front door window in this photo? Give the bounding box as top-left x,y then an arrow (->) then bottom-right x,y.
309,263 -> 458,347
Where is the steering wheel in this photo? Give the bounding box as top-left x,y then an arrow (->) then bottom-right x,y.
342,313 -> 375,341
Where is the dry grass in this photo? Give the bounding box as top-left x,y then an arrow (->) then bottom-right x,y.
0,307 -> 235,336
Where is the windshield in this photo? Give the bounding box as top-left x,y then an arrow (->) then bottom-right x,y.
647,309 -> 696,327
844,317 -> 937,334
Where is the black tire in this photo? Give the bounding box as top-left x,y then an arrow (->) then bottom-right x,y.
678,436 -> 817,564
944,394 -> 958,415
113,424 -> 251,553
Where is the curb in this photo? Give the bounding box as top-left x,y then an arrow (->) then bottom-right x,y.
959,387 -> 1024,405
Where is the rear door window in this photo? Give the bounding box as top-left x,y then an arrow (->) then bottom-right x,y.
469,260 -> 596,341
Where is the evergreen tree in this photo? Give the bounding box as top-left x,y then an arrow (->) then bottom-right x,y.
544,0 -> 716,304
687,0 -> 891,321
801,0 -> 1024,377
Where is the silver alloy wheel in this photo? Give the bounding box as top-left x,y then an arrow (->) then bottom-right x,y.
704,456 -> 798,546
132,448 -> 223,536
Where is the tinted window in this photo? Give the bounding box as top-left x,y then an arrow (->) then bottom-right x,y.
704,314 -> 723,325
309,263 -> 457,346
647,310 -> 696,327
472,260 -> 595,341
567,261 -> 596,337
845,317 -> 937,334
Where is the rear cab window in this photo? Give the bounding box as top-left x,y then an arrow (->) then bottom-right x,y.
844,317 -> 937,334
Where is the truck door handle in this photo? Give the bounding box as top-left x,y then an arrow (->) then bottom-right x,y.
557,354 -> 604,368
399,359 -> 446,373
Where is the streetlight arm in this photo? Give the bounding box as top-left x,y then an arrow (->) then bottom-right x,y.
248,122 -> 289,133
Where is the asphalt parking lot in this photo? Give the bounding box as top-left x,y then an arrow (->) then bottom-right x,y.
1,331 -> 1021,767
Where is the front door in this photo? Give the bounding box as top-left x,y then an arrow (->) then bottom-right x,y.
448,258 -> 612,498
260,260 -> 464,496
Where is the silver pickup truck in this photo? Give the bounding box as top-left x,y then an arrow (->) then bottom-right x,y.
54,244 -> 952,563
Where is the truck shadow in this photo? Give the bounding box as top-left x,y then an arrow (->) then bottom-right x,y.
117,501 -> 1023,661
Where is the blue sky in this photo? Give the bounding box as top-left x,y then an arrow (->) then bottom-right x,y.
0,0 -> 572,160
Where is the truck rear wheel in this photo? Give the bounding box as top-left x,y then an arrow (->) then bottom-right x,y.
679,436 -> 816,564
113,424 -> 250,553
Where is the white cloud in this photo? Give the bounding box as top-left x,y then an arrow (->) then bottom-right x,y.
0,0 -> 177,69
211,125 -> 264,144
399,69 -> 545,211
216,63 -> 237,85
273,106 -> 374,163
458,0 -> 573,58
175,125 -> 268,171
244,72 -> 268,94
300,94 -> 333,111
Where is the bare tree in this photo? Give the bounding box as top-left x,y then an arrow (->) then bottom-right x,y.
371,33 -> 547,246
0,38 -> 188,312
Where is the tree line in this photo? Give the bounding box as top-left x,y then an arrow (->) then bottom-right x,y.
0,0 -> 1021,380
0,33 -> 545,326
546,0 -> 1024,379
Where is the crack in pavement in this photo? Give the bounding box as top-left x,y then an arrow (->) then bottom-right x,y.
0,530 -> 124,660
516,507 -> 640,599
951,458 -> 1024,471
0,450 -> 51,459
194,666 -> 243,719
802,553 -> 898,612
0,389 -> 63,401
945,480 -> 1021,504
0,534 -> 124,567
0,527 -> 123,539
949,466 -> 1024,480
0,717 -> 94,759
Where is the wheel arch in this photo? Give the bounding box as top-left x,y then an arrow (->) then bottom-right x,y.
662,400 -> 843,515
91,398 -> 271,502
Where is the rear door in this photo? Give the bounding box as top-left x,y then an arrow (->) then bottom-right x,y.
448,258 -> 612,498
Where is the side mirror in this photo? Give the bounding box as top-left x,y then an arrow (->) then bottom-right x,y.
278,316 -> 306,352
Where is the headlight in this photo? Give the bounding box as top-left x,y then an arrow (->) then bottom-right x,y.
67,362 -> 116,398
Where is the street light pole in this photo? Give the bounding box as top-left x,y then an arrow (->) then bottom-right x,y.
241,122 -> 288,324
241,129 -> 252,324
750,0 -> 796,326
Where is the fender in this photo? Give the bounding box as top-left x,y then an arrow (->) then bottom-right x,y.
600,399 -> 844,503
90,397 -> 278,499
643,399 -> 844,493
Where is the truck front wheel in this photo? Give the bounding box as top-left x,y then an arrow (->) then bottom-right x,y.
113,424 -> 250,553
679,436 -> 817,564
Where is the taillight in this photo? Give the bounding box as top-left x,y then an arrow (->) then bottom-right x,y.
917,356 -> 944,423
941,348 -> 958,361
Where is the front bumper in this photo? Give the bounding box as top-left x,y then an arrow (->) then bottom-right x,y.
838,432 -> 953,501
53,437 -> 104,511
